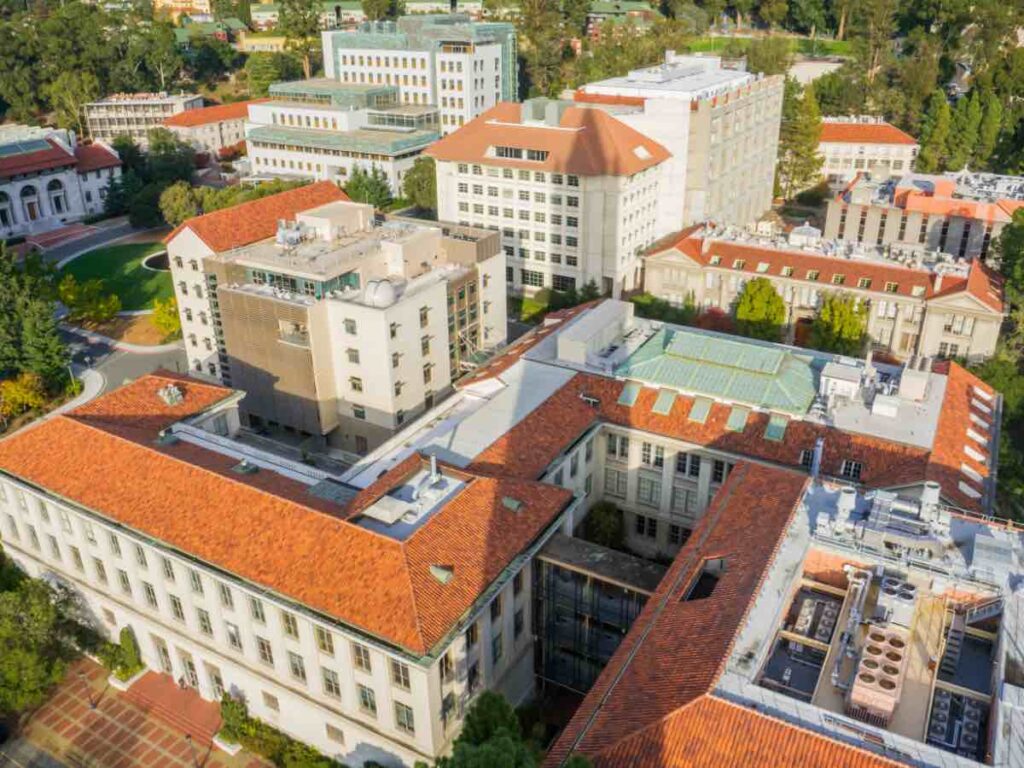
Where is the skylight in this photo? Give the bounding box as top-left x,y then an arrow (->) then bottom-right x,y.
688,397 -> 712,424
726,406 -> 749,433
764,413 -> 788,441
652,389 -> 676,415
618,381 -> 642,407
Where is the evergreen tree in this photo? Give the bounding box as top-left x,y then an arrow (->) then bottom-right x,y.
0,251 -> 24,376
946,93 -> 982,171
777,79 -> 823,199
758,0 -> 788,29
402,157 -> 437,213
344,166 -> 393,209
974,91 -> 1003,170
20,299 -> 68,388
734,277 -> 786,341
810,293 -> 867,355
916,91 -> 952,172
243,52 -> 303,98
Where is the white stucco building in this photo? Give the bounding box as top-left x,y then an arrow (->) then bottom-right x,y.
321,15 -> 517,134
819,116 -> 919,190
0,125 -> 121,239
428,98 -> 670,296
85,92 -> 205,146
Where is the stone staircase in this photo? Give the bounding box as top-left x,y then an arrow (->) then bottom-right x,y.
123,672 -> 222,747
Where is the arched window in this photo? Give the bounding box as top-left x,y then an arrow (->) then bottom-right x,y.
0,192 -> 14,228
47,178 -> 67,215
20,185 -> 39,221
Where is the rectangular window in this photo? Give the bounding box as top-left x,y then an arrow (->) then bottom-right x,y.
281,611 -> 299,639
514,608 -> 524,638
491,633 -> 503,665
169,595 -> 185,621
352,642 -> 372,673
315,627 -> 335,656
288,651 -> 307,683
162,557 -> 174,582
637,476 -> 661,507
465,622 -> 478,649
257,636 -> 274,666
513,571 -> 523,597
712,460 -> 727,484
357,684 -> 377,716
322,668 -> 342,699
840,460 -> 863,480
604,468 -> 627,497
395,702 -> 415,735
189,569 -> 203,595
262,691 -> 279,711
226,622 -> 242,651
143,582 -> 158,609
109,533 -> 121,557
391,660 -> 411,690
94,558 -> 108,584
490,594 -> 502,622
70,546 -> 84,572
250,597 -> 265,624
134,544 -> 148,569
219,583 -> 234,609
197,608 -> 213,636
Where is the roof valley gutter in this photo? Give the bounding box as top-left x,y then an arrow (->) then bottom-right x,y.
554,464 -> 751,765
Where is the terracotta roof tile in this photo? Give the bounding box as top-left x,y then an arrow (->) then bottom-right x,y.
164,181 -> 349,253
0,138 -> 76,178
73,143 -> 122,173
589,695 -> 902,768
546,463 -> 809,763
426,102 -> 670,176
0,374 -> 572,655
164,100 -> 267,128
819,121 -> 918,146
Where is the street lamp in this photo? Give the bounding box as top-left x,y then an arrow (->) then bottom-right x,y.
76,669 -> 96,710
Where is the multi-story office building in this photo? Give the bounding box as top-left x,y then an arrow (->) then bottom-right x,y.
0,372 -> 578,767
245,80 -> 439,193
250,0 -> 487,30
0,125 -> 121,238
0,297 -> 1006,766
825,169 -> 1024,260
165,182 -> 506,455
644,223 -> 1004,361
321,15 -> 517,134
819,116 -> 919,189
575,52 -> 784,230
429,98 -> 670,296
165,100 -> 264,155
85,92 -> 205,146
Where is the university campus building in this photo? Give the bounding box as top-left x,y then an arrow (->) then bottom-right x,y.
818,116 -> 920,191
85,92 -> 205,147
0,297 -> 1010,766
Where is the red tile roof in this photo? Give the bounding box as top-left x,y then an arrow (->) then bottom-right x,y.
164,100 -> 266,128
0,373 -> 573,655
650,229 -> 1004,312
588,695 -> 901,768
0,138 -> 76,179
819,121 -> 918,146
426,102 -> 670,176
164,181 -> 349,253
546,462 -> 811,764
74,143 -> 122,173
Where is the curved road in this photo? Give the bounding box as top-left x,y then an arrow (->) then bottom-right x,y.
62,330 -> 186,397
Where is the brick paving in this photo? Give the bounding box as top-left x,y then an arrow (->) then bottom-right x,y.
20,659 -> 271,768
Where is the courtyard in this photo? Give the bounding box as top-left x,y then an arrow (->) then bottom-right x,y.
60,242 -> 172,312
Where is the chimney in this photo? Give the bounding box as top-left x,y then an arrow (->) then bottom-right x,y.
429,453 -> 439,483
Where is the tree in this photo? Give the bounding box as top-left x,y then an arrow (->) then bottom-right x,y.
758,0 -> 788,29
20,299 -> 68,386
111,136 -> 145,178
579,279 -> 601,301
916,91 -> 952,172
975,91 -> 1003,169
129,184 -> 167,228
0,373 -> 47,424
810,293 -> 866,354
344,166 -> 393,209
146,128 -> 196,186
732,0 -> 754,27
458,691 -> 521,747
47,71 -> 100,137
583,501 -> 624,549
561,0 -> 590,34
59,275 -> 122,324
362,0 -> 404,19
144,22 -> 184,91
946,92 -> 982,171
151,297 -> 182,339
0,579 -> 80,715
402,157 -> 437,213
790,0 -> 825,35
777,79 -> 823,199
851,0 -> 897,84
244,51 -> 303,97
734,277 -> 786,340
997,208 -> 1024,310
159,181 -> 202,226
446,732 -> 535,768
278,0 -> 321,79
745,37 -> 793,76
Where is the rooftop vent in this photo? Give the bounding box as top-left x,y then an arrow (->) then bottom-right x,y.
502,496 -> 523,513
232,459 -> 259,475
429,564 -> 455,585
157,384 -> 184,406
579,393 -> 600,408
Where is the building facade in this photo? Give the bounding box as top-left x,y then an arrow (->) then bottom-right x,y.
428,98 -> 670,296
165,100 -> 263,154
824,169 -> 1024,260
818,116 -> 919,190
245,80 -> 439,193
165,182 -> 507,455
0,373 -> 576,767
321,15 -> 517,134
575,52 -> 784,230
85,92 -> 205,146
644,224 -> 1004,362
0,125 -> 121,239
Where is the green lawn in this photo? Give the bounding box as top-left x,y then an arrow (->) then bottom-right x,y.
686,35 -> 853,57
61,242 -> 172,311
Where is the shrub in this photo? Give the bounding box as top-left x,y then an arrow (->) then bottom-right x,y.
218,696 -> 346,767
583,501 -> 624,550
98,626 -> 145,681
795,180 -> 830,207
0,373 -> 47,423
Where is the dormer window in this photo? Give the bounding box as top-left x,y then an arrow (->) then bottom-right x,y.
494,146 -> 549,162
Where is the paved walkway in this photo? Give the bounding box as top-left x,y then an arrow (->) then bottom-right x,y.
20,660 -> 270,768
61,325 -> 182,355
